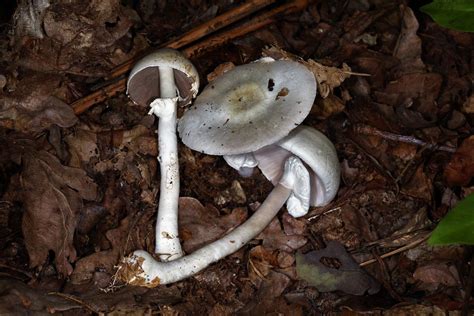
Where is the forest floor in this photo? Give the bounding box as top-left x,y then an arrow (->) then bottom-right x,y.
0,0 -> 473,314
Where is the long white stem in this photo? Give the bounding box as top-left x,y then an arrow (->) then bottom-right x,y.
117,156 -> 308,287
151,66 -> 183,261
117,184 -> 291,286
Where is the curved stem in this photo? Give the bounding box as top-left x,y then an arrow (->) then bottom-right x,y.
117,184 -> 291,286
154,66 -> 183,261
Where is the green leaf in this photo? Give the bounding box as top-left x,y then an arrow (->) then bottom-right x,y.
428,194 -> 474,245
421,0 -> 474,32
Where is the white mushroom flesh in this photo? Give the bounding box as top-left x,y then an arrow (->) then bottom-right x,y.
149,66 -> 183,261
223,153 -> 258,177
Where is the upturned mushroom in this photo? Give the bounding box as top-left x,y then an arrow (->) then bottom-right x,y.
178,58 -> 325,216
127,49 -> 199,261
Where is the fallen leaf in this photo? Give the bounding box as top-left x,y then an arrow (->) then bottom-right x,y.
248,245 -> 278,283
6,145 -> 98,276
207,62 -> 235,82
257,217 -> 307,252
296,240 -> 380,295
402,164 -> 433,202
444,136 -> 474,186
262,46 -> 356,98
393,6 -> 425,75
71,216 -> 131,284
0,73 -> 77,133
0,279 -> 80,314
179,197 -> 248,253
413,263 -> 460,287
461,94 -> 474,114
16,0 -> 139,76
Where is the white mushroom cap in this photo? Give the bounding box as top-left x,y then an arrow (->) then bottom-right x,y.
127,48 -> 200,107
254,125 -> 340,208
178,60 -> 317,155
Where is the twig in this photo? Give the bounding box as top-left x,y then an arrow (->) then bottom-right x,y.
72,78 -> 126,115
354,124 -> 457,153
0,262 -> 33,278
48,292 -> 103,315
182,0 -> 308,58
359,234 -> 429,267
72,0 -> 308,115
106,0 -> 276,80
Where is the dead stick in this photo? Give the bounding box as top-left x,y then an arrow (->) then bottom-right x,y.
359,234 -> 429,267
72,0 -> 308,115
48,292 -> 103,315
183,0 -> 308,58
107,0 -> 275,80
354,124 -> 457,153
73,78 -> 126,115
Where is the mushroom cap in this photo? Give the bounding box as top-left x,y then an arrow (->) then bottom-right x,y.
178,60 -> 317,155
254,125 -> 340,207
127,48 -> 200,107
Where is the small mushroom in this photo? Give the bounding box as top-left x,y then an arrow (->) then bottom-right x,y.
127,49 -> 200,261
117,155 -> 310,286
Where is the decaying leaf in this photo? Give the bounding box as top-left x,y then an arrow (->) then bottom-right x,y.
444,136 -> 474,186
16,148 -> 97,276
262,46 -> 358,98
13,0 -> 51,39
207,62 -> 236,82
393,6 -> 425,75
0,279 -> 80,314
179,197 -> 248,253
71,216 -> 131,284
296,240 -> 380,295
0,73 -> 77,133
257,217 -> 307,252
413,263 -> 460,288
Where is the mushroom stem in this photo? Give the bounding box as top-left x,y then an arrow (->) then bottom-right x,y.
117,156 -> 306,286
150,66 -> 183,261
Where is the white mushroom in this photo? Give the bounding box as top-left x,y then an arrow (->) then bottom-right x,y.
117,59 -> 340,287
116,155 -> 309,286
127,49 -> 200,261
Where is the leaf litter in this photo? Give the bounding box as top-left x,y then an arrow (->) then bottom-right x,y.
0,0 -> 473,314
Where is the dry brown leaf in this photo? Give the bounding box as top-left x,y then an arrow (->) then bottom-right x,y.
0,279 -> 80,314
461,94 -> 474,114
413,263 -> 460,288
257,217 -> 307,252
71,216 -> 131,284
444,136 -> 474,187
0,73 -> 77,133
248,245 -> 278,283
393,6 -> 425,75
15,0 -> 141,76
306,59 -> 353,98
179,197 -> 248,253
262,46 -> 357,98
207,62 -> 235,82
19,149 -> 97,276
